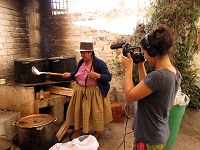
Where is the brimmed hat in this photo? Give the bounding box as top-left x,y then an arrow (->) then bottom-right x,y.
75,41 -> 97,52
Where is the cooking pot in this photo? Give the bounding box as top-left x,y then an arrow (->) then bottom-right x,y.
14,114 -> 57,150
14,58 -> 49,84
48,56 -> 77,81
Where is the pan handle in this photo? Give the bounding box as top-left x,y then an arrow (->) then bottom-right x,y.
53,117 -> 57,122
13,121 -> 16,126
48,72 -> 64,76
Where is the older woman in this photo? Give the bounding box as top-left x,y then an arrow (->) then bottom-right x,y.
63,41 -> 113,139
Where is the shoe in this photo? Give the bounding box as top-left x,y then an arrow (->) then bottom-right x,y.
71,130 -> 81,139
92,131 -> 101,139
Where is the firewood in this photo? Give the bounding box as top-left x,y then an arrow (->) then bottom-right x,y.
39,88 -> 44,100
46,85 -> 74,96
56,122 -> 69,142
35,91 -> 51,99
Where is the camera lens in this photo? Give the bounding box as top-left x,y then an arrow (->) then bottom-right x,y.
133,53 -> 145,64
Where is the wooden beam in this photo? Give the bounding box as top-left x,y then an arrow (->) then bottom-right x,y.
56,122 -> 70,142
46,85 -> 73,97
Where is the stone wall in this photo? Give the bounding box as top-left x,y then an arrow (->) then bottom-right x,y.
27,0 -> 41,57
39,1 -> 133,102
195,27 -> 200,88
0,0 -> 199,106
0,0 -> 41,81
38,1 -> 200,102
0,0 -> 30,80
0,85 -> 35,116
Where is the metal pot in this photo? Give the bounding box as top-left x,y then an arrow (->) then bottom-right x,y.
14,58 -> 49,84
48,56 -> 77,81
14,114 -> 57,150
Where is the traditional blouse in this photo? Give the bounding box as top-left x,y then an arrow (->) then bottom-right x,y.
75,62 -> 97,86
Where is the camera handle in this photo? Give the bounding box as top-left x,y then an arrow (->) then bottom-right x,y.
122,43 -> 131,57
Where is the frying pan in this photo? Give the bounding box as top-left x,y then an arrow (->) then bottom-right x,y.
32,66 -> 64,76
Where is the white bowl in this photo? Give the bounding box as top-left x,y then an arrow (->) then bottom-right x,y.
0,79 -> 6,85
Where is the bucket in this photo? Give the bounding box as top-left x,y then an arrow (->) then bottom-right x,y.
14,114 -> 57,150
166,94 -> 190,150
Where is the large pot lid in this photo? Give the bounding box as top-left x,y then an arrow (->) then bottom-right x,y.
14,57 -> 46,62
15,114 -> 55,128
48,56 -> 75,60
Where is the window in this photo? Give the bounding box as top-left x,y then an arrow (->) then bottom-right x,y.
51,0 -> 68,15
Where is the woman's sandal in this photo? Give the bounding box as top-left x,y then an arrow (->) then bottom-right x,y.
71,130 -> 81,140
92,131 -> 101,139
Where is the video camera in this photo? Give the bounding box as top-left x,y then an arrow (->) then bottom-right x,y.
110,42 -> 145,64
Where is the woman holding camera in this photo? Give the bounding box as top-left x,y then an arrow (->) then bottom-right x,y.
122,24 -> 181,149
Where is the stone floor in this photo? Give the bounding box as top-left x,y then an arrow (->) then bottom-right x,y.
53,104 -> 200,150
9,104 -> 200,150
95,105 -> 200,150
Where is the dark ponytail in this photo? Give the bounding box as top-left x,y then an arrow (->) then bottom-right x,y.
140,24 -> 174,56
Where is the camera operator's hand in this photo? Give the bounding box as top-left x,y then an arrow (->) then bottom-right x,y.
122,53 -> 133,70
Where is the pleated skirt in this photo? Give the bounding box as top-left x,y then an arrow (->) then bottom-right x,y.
65,84 -> 113,133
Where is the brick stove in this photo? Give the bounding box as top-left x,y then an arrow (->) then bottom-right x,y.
0,81 -> 73,145
0,56 -> 77,125
0,80 -> 74,125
